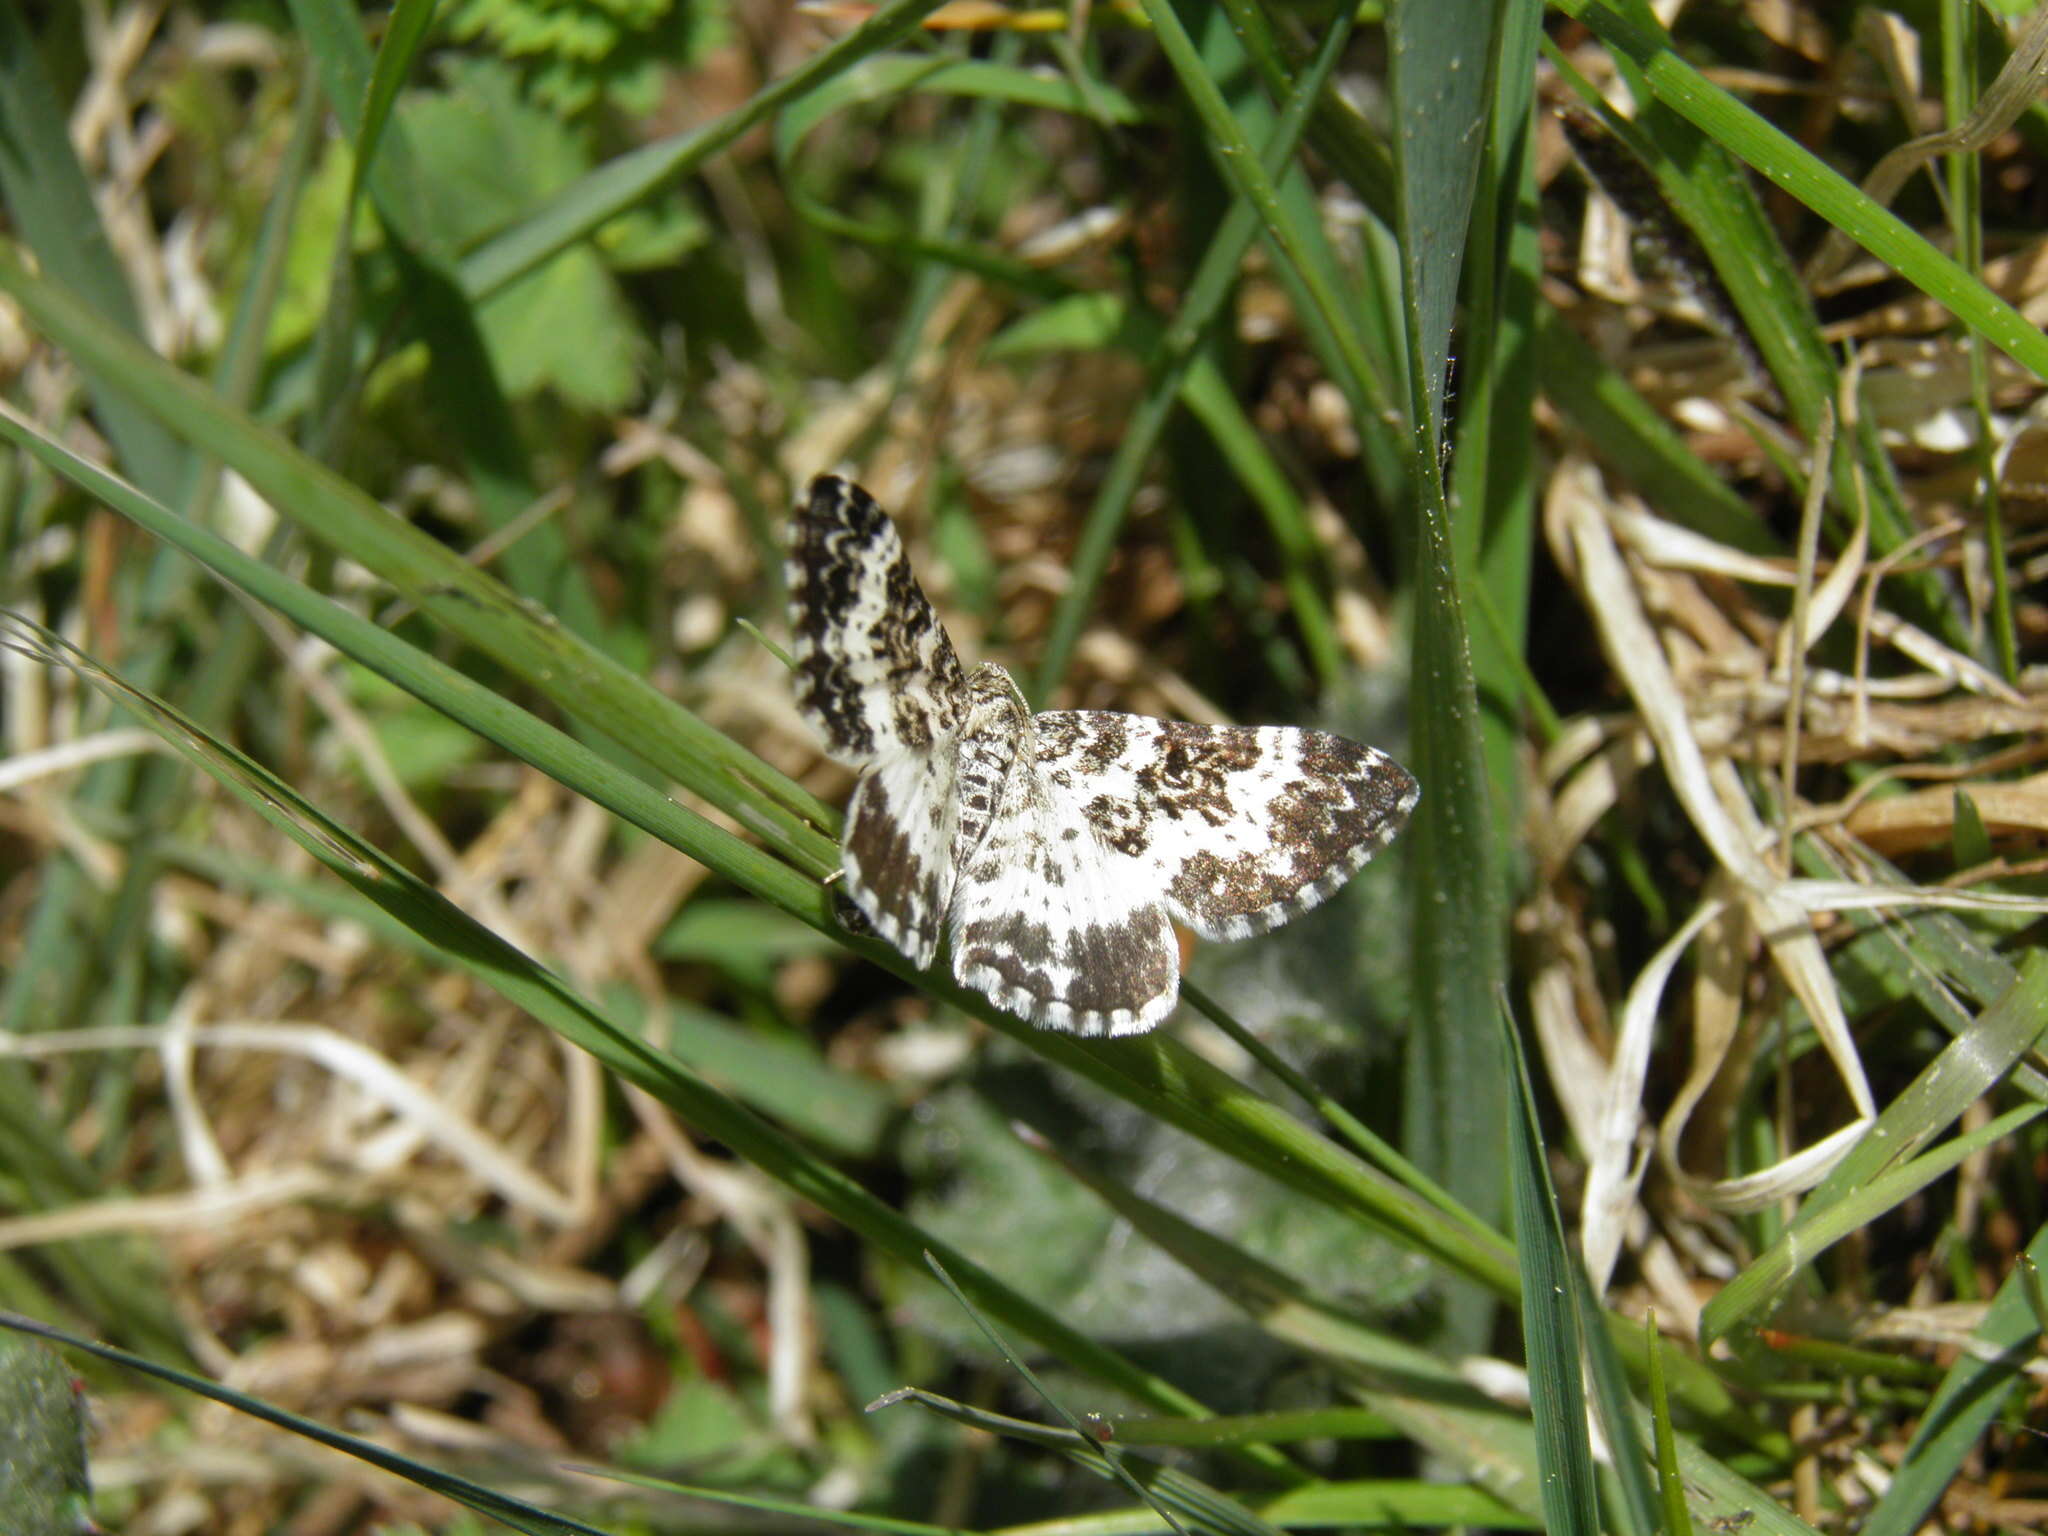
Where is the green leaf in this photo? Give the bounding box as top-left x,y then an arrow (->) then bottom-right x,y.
1952,787 -> 1992,871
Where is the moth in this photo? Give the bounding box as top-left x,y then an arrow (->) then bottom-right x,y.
788,475 -> 1418,1036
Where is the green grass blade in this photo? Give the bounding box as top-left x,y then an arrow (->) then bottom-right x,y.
296,0 -> 605,634
1453,0 -> 1544,816
1502,1006 -> 1601,1536
1387,0 -> 1513,1351
1532,307 -> 1776,553
0,403 -> 821,919
1542,19 -> 1955,645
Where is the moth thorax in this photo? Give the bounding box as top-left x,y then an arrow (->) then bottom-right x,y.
951,664 -> 1029,861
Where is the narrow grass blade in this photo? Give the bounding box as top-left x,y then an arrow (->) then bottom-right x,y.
1017,6 -> 1358,697
1575,1264 -> 1658,1536
1502,1004 -> 1601,1536
988,294 -> 1345,692
1644,1315 -> 1690,1536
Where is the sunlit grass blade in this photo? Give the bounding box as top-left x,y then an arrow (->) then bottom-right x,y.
1553,0 -> 2048,386
1701,1107 -> 2040,1347
1801,949 -> 2048,1217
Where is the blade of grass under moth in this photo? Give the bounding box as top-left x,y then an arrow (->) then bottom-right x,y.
1030,1128 -> 1550,1522
0,616 -> 1272,1445
924,1255 -> 1218,1536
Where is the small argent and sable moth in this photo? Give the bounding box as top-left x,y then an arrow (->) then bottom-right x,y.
787,475 -> 1419,1036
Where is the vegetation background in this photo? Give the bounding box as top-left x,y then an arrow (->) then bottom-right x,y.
2,0 -> 2047,1532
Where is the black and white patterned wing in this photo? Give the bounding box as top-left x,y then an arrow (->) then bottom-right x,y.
948,743 -> 1180,1037
839,749 -> 961,969
787,475 -> 968,767
1032,713 -> 1418,941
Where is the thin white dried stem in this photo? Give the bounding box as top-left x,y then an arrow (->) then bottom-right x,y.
0,727 -> 163,792
0,1019 -> 577,1222
0,1165 -> 340,1251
